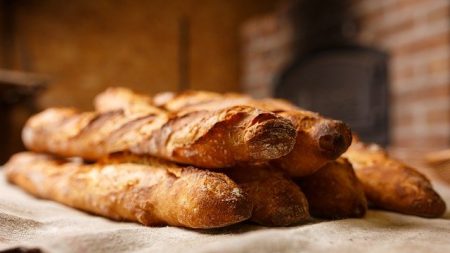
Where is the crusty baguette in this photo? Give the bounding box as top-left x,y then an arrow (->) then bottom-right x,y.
95,87 -> 163,114
224,165 -> 310,226
96,87 -> 352,177
108,154 -> 311,226
152,90 -> 248,111
22,104 -> 297,167
5,152 -> 253,229
343,140 -> 446,218
152,90 -> 294,113
272,110 -> 352,177
159,92 -> 352,177
297,158 -> 367,219
160,93 -> 352,177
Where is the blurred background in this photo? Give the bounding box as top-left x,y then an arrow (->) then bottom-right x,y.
0,0 -> 449,166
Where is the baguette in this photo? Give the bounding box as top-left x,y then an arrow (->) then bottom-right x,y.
224,165 -> 310,226
343,140 -> 446,218
272,110 -> 352,177
22,105 -> 297,167
163,93 -> 352,177
5,152 -> 253,229
297,158 -> 367,219
96,87 -> 352,177
109,154 -> 311,226
95,87 -> 163,114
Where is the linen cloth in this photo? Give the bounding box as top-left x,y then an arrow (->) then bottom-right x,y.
1,170 -> 450,253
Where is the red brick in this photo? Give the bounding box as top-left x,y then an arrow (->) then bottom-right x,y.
390,0 -> 443,18
426,4 -> 450,23
394,32 -> 450,55
376,18 -> 415,38
427,56 -> 450,75
241,15 -> 279,41
391,65 -> 416,82
393,84 -> 450,104
425,106 -> 450,123
393,111 -> 415,127
393,134 -> 449,149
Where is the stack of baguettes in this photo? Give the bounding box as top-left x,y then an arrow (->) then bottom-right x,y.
4,87 -> 446,229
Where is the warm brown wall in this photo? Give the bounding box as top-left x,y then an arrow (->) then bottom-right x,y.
4,0 -> 280,110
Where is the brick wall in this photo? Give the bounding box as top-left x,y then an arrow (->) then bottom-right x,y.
354,0 -> 450,149
240,14 -> 293,98
241,0 -> 450,149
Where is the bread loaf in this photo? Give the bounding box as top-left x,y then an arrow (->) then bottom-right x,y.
96,87 -> 352,177
22,104 -> 297,167
5,152 -> 253,228
297,158 -> 367,219
160,93 -> 353,177
224,165 -> 310,226
343,140 -> 446,218
95,87 -> 163,114
107,154 -> 311,226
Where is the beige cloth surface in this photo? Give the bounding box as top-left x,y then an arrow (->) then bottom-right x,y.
1,170 -> 450,253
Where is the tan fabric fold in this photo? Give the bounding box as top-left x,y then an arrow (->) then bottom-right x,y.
1,170 -> 450,253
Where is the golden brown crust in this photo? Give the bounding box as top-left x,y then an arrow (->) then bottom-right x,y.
109,154 -> 311,226
223,165 -> 310,226
343,141 -> 446,218
137,106 -> 297,167
153,90 -> 220,110
95,87 -> 163,114
5,152 -> 253,229
152,89 -> 352,177
23,104 -> 296,167
297,158 -> 367,219
176,97 -> 353,177
272,110 -> 352,177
